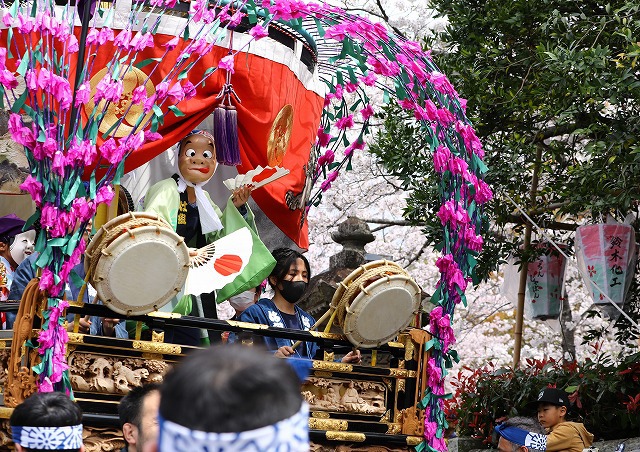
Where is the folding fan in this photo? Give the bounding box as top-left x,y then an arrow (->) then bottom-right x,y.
223,165 -> 290,191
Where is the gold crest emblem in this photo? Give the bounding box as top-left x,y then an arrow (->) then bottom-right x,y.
84,66 -> 155,138
267,104 -> 294,166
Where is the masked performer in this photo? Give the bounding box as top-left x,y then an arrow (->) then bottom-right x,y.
144,130 -> 253,247
143,130 -> 254,345
0,214 -> 34,328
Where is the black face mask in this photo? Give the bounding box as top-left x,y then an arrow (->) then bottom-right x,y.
279,280 -> 308,304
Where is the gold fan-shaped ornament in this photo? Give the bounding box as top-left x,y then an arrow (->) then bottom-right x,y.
85,66 -> 155,138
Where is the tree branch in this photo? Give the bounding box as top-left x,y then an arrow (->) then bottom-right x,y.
362,218 -> 413,227
406,240 -> 429,267
373,0 -> 405,37
506,214 -> 578,231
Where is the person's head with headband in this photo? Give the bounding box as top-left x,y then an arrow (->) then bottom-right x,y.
495,416 -> 547,452
143,344 -> 309,452
10,392 -> 84,452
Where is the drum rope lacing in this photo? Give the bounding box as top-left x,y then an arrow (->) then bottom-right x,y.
332,262 -> 410,328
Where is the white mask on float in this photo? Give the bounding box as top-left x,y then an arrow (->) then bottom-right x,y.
10,229 -> 35,266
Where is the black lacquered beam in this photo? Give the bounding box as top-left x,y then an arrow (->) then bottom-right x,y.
66,303 -> 405,355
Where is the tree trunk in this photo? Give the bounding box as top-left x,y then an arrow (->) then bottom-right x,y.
560,294 -> 576,363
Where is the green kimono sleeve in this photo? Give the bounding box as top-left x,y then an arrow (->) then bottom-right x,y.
143,178 -> 181,231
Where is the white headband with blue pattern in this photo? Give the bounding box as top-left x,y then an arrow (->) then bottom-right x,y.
495,423 -> 547,450
158,402 -> 309,452
11,424 -> 83,450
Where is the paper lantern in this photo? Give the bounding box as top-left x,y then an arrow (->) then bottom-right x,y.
575,222 -> 637,318
524,246 -> 566,320
500,244 -> 567,320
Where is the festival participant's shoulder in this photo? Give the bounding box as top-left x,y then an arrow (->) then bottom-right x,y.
238,303 -> 262,323
144,178 -> 179,205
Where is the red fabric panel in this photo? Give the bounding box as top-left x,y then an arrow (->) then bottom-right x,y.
2,28 -> 323,247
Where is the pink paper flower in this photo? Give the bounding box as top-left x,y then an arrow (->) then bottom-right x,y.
166,82 -> 185,104
335,114 -> 354,130
316,128 -> 332,147
163,35 -> 180,51
448,156 -> 469,175
99,138 -> 122,164
0,69 -> 18,89
428,71 -> 455,95
114,29 -> 132,49
145,131 -> 162,142
74,81 -> 91,107
427,357 -> 442,389
38,377 -> 54,393
344,139 -> 365,157
320,170 -> 339,191
8,113 -> 35,148
98,28 -> 114,45
96,185 -> 115,205
39,267 -> 55,292
474,178 -> 493,204
436,108 -> 455,126
360,104 -> 374,121
433,146 -> 451,173
143,94 -> 157,113
455,121 -> 484,158
228,11 -> 243,28
249,24 -> 269,40
0,47 -> 7,70
129,31 -> 154,51
94,75 -> 123,104
324,24 -> 348,41
317,150 -> 335,167
72,197 -> 96,223
367,55 -> 400,77
131,85 -> 148,104
86,28 -> 100,45
20,176 -> 43,205
219,54 -> 235,74
359,73 -> 377,87
155,81 -> 169,100
182,81 -> 196,100
464,226 -> 484,252
2,13 -> 13,28
67,34 -> 79,53
398,98 -> 415,110
16,13 -> 34,33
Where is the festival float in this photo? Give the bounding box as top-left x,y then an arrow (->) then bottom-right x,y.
0,0 -> 491,450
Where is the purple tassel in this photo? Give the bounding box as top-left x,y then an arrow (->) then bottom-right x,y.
225,105 -> 241,166
213,106 -> 228,165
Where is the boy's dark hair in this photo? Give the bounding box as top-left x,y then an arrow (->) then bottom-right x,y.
160,344 -> 302,432
269,248 -> 311,286
118,383 -> 161,428
9,392 -> 83,452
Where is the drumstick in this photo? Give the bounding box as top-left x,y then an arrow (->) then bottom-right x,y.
290,305 -> 336,350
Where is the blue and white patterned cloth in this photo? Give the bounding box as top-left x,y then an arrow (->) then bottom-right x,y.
495,423 -> 547,450
11,424 -> 83,450
158,402 -> 309,452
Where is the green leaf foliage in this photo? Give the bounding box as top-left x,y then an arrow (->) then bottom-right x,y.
371,0 -> 640,342
446,353 -> 640,442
